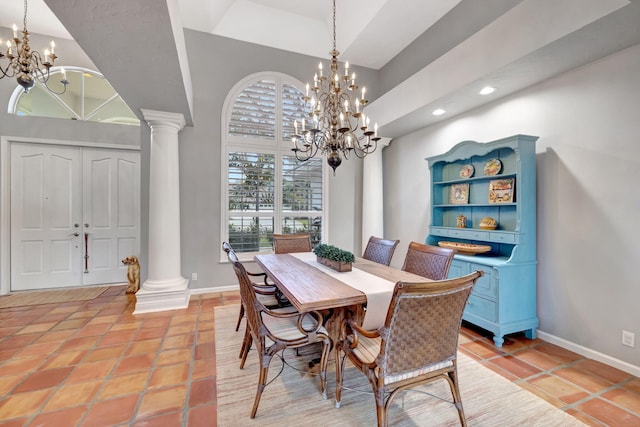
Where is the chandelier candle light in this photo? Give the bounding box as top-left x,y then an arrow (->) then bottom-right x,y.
0,0 -> 67,93
291,0 -> 380,174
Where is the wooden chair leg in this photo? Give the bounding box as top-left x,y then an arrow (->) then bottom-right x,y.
238,326 -> 251,360
375,389 -> 387,427
447,371 -> 467,427
335,345 -> 345,408
239,333 -> 252,369
250,363 -> 270,418
235,304 -> 245,331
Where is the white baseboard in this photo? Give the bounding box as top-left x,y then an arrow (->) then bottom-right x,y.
537,330 -> 640,377
189,284 -> 238,295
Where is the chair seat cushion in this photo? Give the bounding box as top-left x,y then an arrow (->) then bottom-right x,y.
352,334 -> 453,385
256,292 -> 280,308
263,312 -> 327,343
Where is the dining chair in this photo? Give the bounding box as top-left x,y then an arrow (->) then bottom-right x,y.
335,270 -> 483,427
272,233 -> 312,253
230,258 -> 332,418
362,236 -> 400,266
222,242 -> 288,332
401,241 -> 455,280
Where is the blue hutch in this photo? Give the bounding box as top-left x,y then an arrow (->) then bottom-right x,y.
425,134 -> 538,347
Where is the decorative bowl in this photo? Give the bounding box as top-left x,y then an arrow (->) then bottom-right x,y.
437,241 -> 491,255
479,217 -> 498,230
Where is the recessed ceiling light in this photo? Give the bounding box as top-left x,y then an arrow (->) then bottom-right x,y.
432,108 -> 446,116
479,86 -> 496,95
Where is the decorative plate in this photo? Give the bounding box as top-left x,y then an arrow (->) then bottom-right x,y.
459,164 -> 474,179
437,241 -> 491,255
483,159 -> 502,176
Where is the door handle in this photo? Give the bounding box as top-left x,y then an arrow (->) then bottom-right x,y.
70,232 -> 80,237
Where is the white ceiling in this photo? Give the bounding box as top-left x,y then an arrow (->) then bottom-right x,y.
3,0 -> 640,136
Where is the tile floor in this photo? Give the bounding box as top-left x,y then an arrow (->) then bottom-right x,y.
0,285 -> 639,426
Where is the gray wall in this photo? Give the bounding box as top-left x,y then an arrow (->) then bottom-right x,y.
176,30 -> 378,289
383,43 -> 640,367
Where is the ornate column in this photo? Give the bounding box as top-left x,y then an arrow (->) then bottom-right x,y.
134,109 -> 189,314
362,138 -> 391,251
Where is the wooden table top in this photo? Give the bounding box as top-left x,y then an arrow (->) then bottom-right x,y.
254,253 -> 428,313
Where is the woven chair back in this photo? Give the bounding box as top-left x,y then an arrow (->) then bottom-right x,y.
378,271 -> 481,377
272,233 -> 312,253
230,258 -> 266,346
402,241 -> 455,280
362,236 -> 400,266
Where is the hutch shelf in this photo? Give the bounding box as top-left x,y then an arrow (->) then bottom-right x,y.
425,134 -> 538,347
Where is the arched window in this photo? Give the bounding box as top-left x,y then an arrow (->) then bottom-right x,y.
221,72 -> 326,256
9,66 -> 139,126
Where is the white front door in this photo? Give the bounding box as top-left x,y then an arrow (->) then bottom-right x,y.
10,143 -> 140,291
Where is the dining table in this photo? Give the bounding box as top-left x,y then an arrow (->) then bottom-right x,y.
253,251 -> 429,345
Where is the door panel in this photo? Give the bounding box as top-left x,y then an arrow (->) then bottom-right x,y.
10,143 -> 140,290
11,144 -> 83,290
82,149 -> 140,285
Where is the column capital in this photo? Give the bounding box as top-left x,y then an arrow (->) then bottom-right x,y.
141,109 -> 186,132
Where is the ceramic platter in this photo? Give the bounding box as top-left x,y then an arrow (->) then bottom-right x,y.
438,241 -> 491,255
459,164 -> 475,179
483,158 -> 502,176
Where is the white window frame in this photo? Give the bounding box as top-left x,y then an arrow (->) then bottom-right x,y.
220,72 -> 329,261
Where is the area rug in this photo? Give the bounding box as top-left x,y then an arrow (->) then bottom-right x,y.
0,285 -> 113,309
215,305 -> 586,426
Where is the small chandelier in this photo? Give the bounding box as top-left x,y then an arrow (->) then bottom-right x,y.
292,0 -> 380,174
0,0 -> 68,94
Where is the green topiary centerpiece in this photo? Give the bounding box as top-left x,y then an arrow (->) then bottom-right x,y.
313,243 -> 355,272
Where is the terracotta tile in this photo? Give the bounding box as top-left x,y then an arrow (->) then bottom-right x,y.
157,348 -> 193,366
110,321 -> 142,332
189,378 -> 216,407
68,309 -> 101,319
602,387 -> 640,413
39,350 -> 86,370
488,355 -> 541,379
34,329 -> 76,343
534,342 -> 582,364
0,418 -> 30,427
73,323 -> 112,337
80,394 -> 139,427
554,366 -> 614,393
30,405 -> 88,427
191,359 -> 215,381
518,381 -> 566,408
136,326 -> 168,341
194,343 -> 215,361
460,339 -> 503,359
0,326 -> 22,338
66,360 -> 116,383
60,336 -> 100,352
126,338 -> 162,356
197,330 -> 214,343
188,404 -> 217,427
623,377 -> 640,395
49,306 -> 79,314
13,367 -> 73,393
565,408 -> 605,427
16,322 -> 57,335
528,374 -> 590,404
2,333 -> 43,349
113,353 -> 155,375
42,380 -> 102,411
161,334 -> 193,350
166,324 -> 196,337
137,385 -> 188,419
0,389 -> 53,419
82,344 -> 127,363
86,314 -> 120,325
571,359 -> 631,384
0,355 -> 45,376
99,371 -> 149,399
512,348 -> 568,370
133,410 -> 183,427
97,329 -> 137,346
170,313 -> 198,325
140,318 -> 171,329
51,318 -> 91,331
577,397 -> 640,426
478,360 -> 519,381
148,364 -> 190,390
0,374 -> 23,397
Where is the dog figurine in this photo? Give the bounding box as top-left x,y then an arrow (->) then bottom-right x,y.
122,256 -> 141,294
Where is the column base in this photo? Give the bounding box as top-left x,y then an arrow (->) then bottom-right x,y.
133,277 -> 190,314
